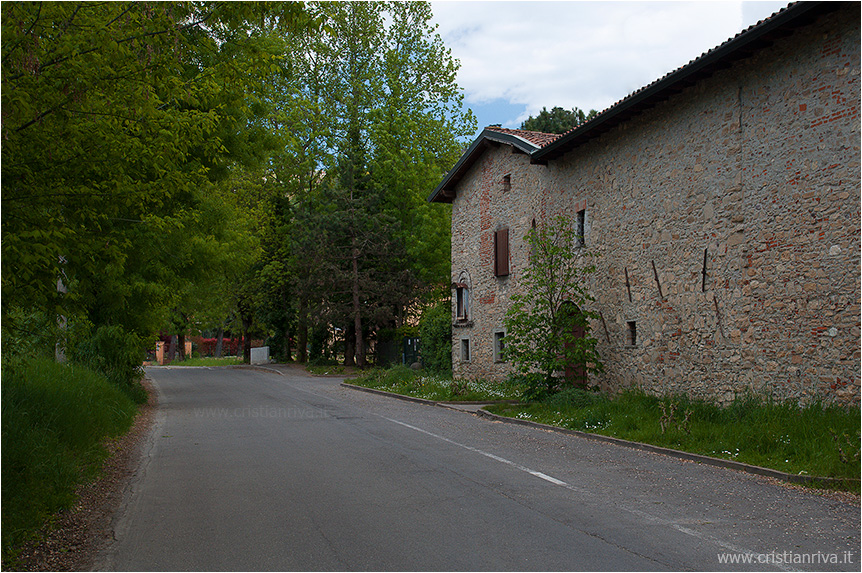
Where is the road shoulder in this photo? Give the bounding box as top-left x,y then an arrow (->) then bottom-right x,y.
13,378 -> 158,571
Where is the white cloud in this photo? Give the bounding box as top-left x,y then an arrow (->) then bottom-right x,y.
431,1 -> 790,125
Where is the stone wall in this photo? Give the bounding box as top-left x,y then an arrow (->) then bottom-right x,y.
449,6 -> 860,405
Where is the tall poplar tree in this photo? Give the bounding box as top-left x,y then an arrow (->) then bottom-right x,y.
260,1 -> 475,365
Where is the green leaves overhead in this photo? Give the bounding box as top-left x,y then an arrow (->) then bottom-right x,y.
1,2 -> 307,334
3,1 -> 473,366
277,1 -> 474,284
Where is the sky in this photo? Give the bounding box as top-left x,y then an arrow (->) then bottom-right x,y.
429,1 -> 791,137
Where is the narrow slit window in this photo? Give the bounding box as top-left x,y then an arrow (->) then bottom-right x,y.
502,174 -> 511,193
626,321 -> 637,346
456,285 -> 469,320
576,209 -> 586,248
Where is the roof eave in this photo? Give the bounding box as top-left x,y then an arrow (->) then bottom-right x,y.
533,1 -> 837,162
429,128 -> 541,203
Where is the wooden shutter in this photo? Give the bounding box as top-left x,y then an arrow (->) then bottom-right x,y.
495,228 -> 509,276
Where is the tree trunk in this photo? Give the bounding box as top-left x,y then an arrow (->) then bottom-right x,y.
242,314 -> 252,364
214,326 -> 224,358
352,244 -> 366,367
282,331 -> 292,362
177,333 -> 186,361
283,289 -> 292,362
166,335 -> 176,362
343,323 -> 355,366
297,299 -> 308,363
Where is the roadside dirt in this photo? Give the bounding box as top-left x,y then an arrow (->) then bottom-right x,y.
12,378 -> 157,571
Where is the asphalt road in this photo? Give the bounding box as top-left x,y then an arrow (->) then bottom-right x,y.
96,365 -> 859,571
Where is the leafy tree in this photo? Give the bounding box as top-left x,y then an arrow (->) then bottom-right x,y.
257,1 -> 475,366
503,215 -> 603,399
419,290 -> 453,374
520,106 -> 597,134
1,2 -> 308,359
368,1 -> 476,287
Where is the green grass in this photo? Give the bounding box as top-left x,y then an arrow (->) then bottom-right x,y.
1,358 -> 139,565
486,388 -> 861,487
172,356 -> 244,367
350,365 -> 524,402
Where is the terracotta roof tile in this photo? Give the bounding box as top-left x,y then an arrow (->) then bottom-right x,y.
484,126 -> 561,148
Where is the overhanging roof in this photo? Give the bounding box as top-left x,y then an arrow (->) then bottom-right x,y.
428,127 -> 548,203
429,2 -> 849,204
533,1 -> 844,162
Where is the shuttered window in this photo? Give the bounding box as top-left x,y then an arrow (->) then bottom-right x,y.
455,285 -> 469,320
494,228 -> 509,277
576,209 -> 586,248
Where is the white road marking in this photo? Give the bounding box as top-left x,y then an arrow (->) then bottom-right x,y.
380,414 -> 797,572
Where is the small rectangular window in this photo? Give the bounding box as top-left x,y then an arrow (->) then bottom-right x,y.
460,338 -> 471,362
494,331 -> 506,362
626,321 -> 637,346
576,209 -> 586,248
502,174 -> 511,193
494,228 -> 509,277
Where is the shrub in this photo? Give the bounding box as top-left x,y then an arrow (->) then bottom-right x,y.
503,215 -> 602,395
419,296 -> 452,374
70,325 -> 147,403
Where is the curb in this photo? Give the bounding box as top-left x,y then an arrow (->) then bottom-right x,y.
340,382 -> 857,489
228,364 -> 285,376
475,409 -> 858,488
340,383 -> 517,409
341,383 -> 439,406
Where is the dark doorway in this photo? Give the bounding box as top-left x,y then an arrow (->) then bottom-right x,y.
560,302 -> 587,388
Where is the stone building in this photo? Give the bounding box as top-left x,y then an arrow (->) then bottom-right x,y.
429,2 -> 860,405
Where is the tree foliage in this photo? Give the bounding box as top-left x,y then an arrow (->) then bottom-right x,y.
2,1 -> 473,370
520,106 -> 598,134
1,2 -> 309,358
419,290 -> 453,374
255,1 -> 475,365
503,216 -> 603,399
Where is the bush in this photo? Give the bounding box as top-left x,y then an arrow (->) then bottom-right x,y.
1,358 -> 138,564
308,356 -> 339,367
70,325 -> 147,403
1,307 -> 58,361
419,297 -> 452,374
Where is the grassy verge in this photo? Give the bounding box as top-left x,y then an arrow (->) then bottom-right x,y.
1,358 -> 140,565
486,388 -> 860,487
171,356 -> 244,367
350,365 -> 524,402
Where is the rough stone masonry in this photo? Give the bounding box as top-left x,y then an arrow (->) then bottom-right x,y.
436,3 -> 860,405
